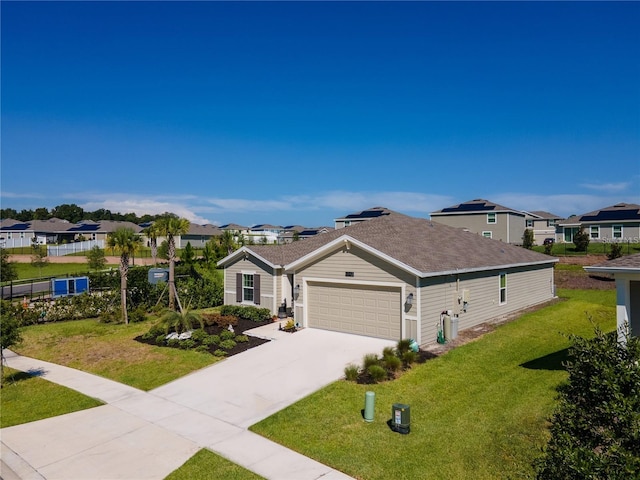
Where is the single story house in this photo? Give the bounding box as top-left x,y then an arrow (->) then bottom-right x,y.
218,209 -> 557,346
559,203 -> 640,243
430,199 -> 528,244
1,218 -> 76,246
585,254 -> 640,341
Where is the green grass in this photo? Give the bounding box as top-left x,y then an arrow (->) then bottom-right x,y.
164,449 -> 264,480
0,367 -> 104,428
250,289 -> 616,480
14,318 -> 218,391
10,262 -> 96,281
532,241 -> 640,257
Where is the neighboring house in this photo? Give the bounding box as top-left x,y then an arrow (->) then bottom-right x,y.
334,206 -> 392,229
220,223 -> 251,244
248,224 -> 283,244
68,220 -> 143,243
279,226 -> 334,244
430,199 -> 527,244
584,254 -> 640,341
524,211 -> 564,245
179,223 -> 223,248
0,218 -> 74,246
142,222 -> 223,249
218,209 -> 557,346
558,203 -> 640,244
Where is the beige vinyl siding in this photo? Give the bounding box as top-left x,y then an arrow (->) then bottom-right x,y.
307,282 -> 402,340
295,244 -> 417,335
419,264 -> 554,346
224,256 -> 277,314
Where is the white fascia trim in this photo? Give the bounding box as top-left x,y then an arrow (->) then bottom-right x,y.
216,246 -> 278,269
303,276 -> 405,289
419,259 -> 558,278
284,235 -> 423,277
584,266 -> 640,275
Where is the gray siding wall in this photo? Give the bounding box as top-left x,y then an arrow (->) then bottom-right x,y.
224,256 -> 277,313
582,223 -> 640,242
431,213 -> 526,244
294,244 -> 417,331
419,264 -> 554,346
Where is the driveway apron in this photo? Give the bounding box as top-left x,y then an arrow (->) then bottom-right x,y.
1,328 -> 394,480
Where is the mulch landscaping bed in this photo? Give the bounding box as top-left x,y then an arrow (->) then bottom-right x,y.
135,318 -> 272,357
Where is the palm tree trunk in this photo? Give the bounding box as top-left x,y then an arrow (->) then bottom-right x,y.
168,234 -> 176,310
121,253 -> 129,324
151,238 -> 157,266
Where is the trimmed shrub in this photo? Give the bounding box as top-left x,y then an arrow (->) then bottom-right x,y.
368,364 -> 387,383
129,306 -> 147,323
396,339 -> 412,356
219,305 -> 272,322
155,334 -> 166,345
190,329 -> 208,343
220,329 -> 235,340
344,364 -> 359,382
219,339 -> 237,350
362,353 -> 380,371
213,349 -> 227,357
179,339 -> 196,350
383,354 -> 402,373
401,350 -> 418,367
202,313 -> 237,328
203,334 -> 219,346
235,335 -> 249,343
195,345 -> 209,354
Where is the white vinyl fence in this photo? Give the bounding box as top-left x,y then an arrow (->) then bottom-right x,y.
47,240 -> 105,256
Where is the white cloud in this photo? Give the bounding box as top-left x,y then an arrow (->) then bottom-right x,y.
580,182 -> 631,193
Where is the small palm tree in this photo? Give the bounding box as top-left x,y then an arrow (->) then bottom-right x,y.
107,227 -> 142,324
155,216 -> 190,311
158,308 -> 203,335
142,223 -> 159,266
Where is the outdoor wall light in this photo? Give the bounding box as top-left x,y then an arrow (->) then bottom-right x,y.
406,293 -> 414,306
293,285 -> 300,297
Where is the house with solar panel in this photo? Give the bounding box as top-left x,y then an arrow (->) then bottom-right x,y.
430,199 -> 528,244
334,207 -> 392,229
558,203 -> 640,243
0,218 -> 75,247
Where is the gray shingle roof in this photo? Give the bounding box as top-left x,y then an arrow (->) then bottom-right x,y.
431,198 -> 523,215
589,253 -> 640,270
529,211 -> 563,220
239,210 -> 555,275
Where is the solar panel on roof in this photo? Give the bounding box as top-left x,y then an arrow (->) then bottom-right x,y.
345,210 -> 388,219
0,223 -> 31,230
581,209 -> 640,222
68,224 -> 100,232
441,203 -> 495,213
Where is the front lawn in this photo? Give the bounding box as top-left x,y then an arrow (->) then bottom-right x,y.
0,368 -> 103,428
251,289 -> 616,480
13,318 -> 218,390
164,449 -> 264,480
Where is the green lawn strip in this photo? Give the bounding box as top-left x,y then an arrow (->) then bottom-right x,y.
14,318 -> 218,391
10,262 -> 96,281
164,449 -> 264,480
251,289 -> 616,480
1,367 -> 104,428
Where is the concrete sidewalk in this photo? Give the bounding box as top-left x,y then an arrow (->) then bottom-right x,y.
1,329 -> 394,480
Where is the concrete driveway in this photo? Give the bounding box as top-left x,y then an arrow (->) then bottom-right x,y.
1,327 -> 394,480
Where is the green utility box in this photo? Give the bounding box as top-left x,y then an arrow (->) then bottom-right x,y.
391,403 -> 410,434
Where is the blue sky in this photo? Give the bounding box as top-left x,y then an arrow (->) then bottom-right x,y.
2,1 -> 639,227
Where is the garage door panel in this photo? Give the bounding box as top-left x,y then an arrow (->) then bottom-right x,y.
308,283 -> 401,340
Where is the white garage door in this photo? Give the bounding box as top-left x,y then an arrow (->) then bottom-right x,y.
307,282 -> 401,340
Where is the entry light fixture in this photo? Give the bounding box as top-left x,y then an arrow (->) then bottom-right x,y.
406,293 -> 414,306
293,284 -> 300,297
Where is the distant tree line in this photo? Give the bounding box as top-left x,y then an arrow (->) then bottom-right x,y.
0,203 -> 178,225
